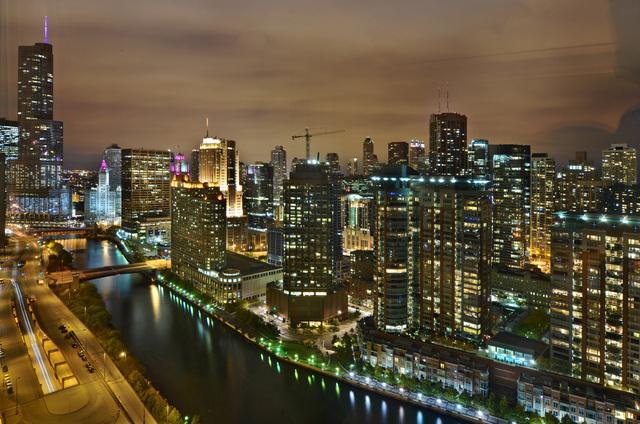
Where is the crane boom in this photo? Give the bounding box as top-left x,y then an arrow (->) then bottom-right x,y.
291,128 -> 346,160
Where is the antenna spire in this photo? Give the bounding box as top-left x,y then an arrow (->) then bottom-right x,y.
44,16 -> 49,43
205,117 -> 209,137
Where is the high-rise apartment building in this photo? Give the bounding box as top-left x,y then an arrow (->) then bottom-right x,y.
408,140 -> 427,173
550,213 -> 640,393
121,148 -> 172,243
491,145 -> 531,269
363,137 -> 379,176
103,144 -> 122,191
266,162 -> 347,325
342,193 -> 373,253
554,152 -> 602,213
0,118 -> 19,163
467,139 -> 489,178
199,131 -> 243,217
602,143 -> 637,186
325,152 -> 341,175
530,153 -> 555,273
387,141 -> 409,166
270,145 -> 287,205
428,112 -> 467,176
171,174 -> 227,294
346,157 -> 359,176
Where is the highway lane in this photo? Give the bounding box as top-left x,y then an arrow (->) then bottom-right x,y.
17,237 -> 157,424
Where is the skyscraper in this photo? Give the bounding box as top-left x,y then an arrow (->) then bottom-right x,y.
550,213 -> 640,393
9,28 -> 69,224
171,174 -> 226,294
428,112 -> 467,176
602,143 -> 637,186
408,140 -> 427,173
85,159 -> 121,225
325,152 -> 341,175
362,137 -> 378,176
270,145 -> 287,206
267,162 -> 347,325
0,118 -> 19,163
121,148 -> 172,243
530,153 -> 555,273
346,157 -> 359,176
190,149 -> 200,181
387,141 -> 409,165
103,144 -> 122,191
467,139 -> 489,178
491,144 -> 531,269
245,162 -> 274,235
554,152 -> 602,213
0,153 -> 5,246
198,130 -> 243,217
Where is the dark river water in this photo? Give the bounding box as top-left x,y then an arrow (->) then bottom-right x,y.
67,238 -> 463,424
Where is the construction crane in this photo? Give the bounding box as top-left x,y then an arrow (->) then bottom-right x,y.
291,128 -> 346,160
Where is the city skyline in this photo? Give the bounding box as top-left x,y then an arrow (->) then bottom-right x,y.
2,1 -> 640,169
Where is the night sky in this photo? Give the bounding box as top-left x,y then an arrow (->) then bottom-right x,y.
1,0 -> 640,170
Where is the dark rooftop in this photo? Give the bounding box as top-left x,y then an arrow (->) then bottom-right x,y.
225,251 -> 280,275
488,332 -> 548,357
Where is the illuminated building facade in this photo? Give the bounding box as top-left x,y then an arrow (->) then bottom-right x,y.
267,161 -> 347,325
554,152 -> 602,213
103,144 -> 121,191
346,157 -> 359,176
362,137 -> 379,176
530,153 -> 555,273
491,144 -> 531,269
341,193 -> 373,253
0,118 -> 19,163
602,143 -> 637,187
270,145 -> 286,206
467,139 -> 489,178
387,141 -> 409,165
325,152 -> 341,176
550,213 -> 640,393
85,159 -> 121,225
245,162 -> 274,248
428,112 -> 467,176
198,132 -> 243,217
408,140 -> 427,173
121,148 -> 172,243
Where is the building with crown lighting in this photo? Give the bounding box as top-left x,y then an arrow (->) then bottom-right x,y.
85,159 -> 121,225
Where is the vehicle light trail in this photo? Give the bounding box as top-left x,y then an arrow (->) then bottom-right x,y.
12,279 -> 56,393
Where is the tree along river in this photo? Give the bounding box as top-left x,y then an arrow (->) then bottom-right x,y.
65,238 -> 464,424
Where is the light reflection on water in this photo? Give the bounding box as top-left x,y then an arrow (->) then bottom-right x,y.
78,238 -> 464,424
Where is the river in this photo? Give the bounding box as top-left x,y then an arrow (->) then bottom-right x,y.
68,238 -> 463,424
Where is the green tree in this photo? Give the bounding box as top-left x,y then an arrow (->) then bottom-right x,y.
560,415 -> 575,424
498,395 -> 509,417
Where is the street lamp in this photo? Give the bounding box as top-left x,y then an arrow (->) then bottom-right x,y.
119,351 -> 127,361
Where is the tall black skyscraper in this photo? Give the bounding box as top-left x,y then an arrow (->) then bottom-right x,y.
9,21 -> 69,224
387,141 -> 409,165
428,112 -> 467,176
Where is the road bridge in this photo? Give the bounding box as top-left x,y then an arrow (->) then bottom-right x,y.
47,260 -> 170,285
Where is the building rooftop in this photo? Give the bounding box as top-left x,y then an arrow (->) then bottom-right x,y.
226,251 -> 280,276
488,332 -> 548,358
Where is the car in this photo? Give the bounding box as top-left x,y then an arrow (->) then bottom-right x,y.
77,351 -> 85,358
71,343 -> 78,348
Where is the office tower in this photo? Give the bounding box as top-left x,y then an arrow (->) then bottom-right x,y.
554,152 -> 602,213
491,145 -> 531,269
530,153 -> 555,273
467,139 -> 489,178
325,152 -> 341,175
550,213 -> 640,393
85,159 -> 121,225
267,225 -> 284,266
428,112 -> 467,176
198,130 -> 243,217
270,145 -> 287,206
190,149 -> 200,181
171,174 -> 226,294
408,140 -> 427,173
346,157 -> 359,176
363,137 -> 378,176
170,152 -> 189,176
103,144 -> 122,191
418,177 -> 492,342
342,193 -> 373,253
245,162 -> 274,235
121,149 -> 172,243
372,166 -> 421,332
0,118 -> 19,163
267,162 -> 347,325
9,32 -> 69,224
602,143 -> 637,186
602,184 -> 640,215
387,141 -> 409,165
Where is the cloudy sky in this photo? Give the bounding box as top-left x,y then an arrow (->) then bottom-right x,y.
1,0 -> 639,169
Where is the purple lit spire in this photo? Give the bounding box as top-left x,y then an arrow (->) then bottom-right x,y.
100,159 -> 108,172
44,16 -> 49,43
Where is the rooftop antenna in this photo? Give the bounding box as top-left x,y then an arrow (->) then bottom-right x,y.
446,82 -> 450,112
44,16 -> 48,43
205,117 -> 209,137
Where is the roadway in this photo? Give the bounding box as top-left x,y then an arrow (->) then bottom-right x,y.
0,237 -> 156,423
